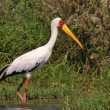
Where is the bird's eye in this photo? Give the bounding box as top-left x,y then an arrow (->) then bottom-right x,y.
59,20 -> 64,25
60,20 -> 63,24
58,19 -> 64,28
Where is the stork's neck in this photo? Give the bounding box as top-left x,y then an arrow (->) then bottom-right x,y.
46,26 -> 58,50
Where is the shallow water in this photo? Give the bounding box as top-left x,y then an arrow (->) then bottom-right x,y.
0,104 -> 60,110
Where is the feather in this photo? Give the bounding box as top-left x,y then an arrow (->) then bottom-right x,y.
0,64 -> 10,81
3,46 -> 51,78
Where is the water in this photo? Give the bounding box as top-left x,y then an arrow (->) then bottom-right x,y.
0,104 -> 60,110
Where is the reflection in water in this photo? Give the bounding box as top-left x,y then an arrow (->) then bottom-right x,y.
0,104 -> 60,110
0,108 -> 31,110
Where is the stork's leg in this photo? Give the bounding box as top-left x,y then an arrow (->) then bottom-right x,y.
23,78 -> 29,102
16,77 -> 26,101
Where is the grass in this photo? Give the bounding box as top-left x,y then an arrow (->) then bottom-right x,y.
0,62 -> 110,109
0,0 -> 110,109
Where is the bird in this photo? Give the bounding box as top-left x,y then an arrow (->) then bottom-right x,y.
0,17 -> 83,102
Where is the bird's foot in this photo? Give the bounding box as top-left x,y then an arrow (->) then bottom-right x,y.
16,91 -> 23,101
23,92 -> 27,103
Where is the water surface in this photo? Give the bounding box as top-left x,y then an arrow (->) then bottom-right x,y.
0,104 -> 60,110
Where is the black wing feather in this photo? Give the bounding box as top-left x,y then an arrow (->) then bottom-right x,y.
0,64 -> 10,81
0,62 -> 40,81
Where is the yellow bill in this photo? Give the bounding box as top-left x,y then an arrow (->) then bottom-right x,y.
62,24 -> 83,49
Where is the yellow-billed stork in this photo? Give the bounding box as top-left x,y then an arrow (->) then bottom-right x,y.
0,17 -> 83,102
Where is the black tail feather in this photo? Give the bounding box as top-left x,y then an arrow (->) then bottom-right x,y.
0,64 -> 10,81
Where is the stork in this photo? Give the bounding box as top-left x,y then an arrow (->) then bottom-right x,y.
0,17 -> 83,102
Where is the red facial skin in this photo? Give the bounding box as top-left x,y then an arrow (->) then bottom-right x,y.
58,19 -> 65,28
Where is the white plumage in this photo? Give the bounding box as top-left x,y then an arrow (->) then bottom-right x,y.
0,17 -> 83,102
7,46 -> 52,77
5,18 -> 60,78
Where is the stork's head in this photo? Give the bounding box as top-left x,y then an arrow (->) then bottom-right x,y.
51,17 -> 83,49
